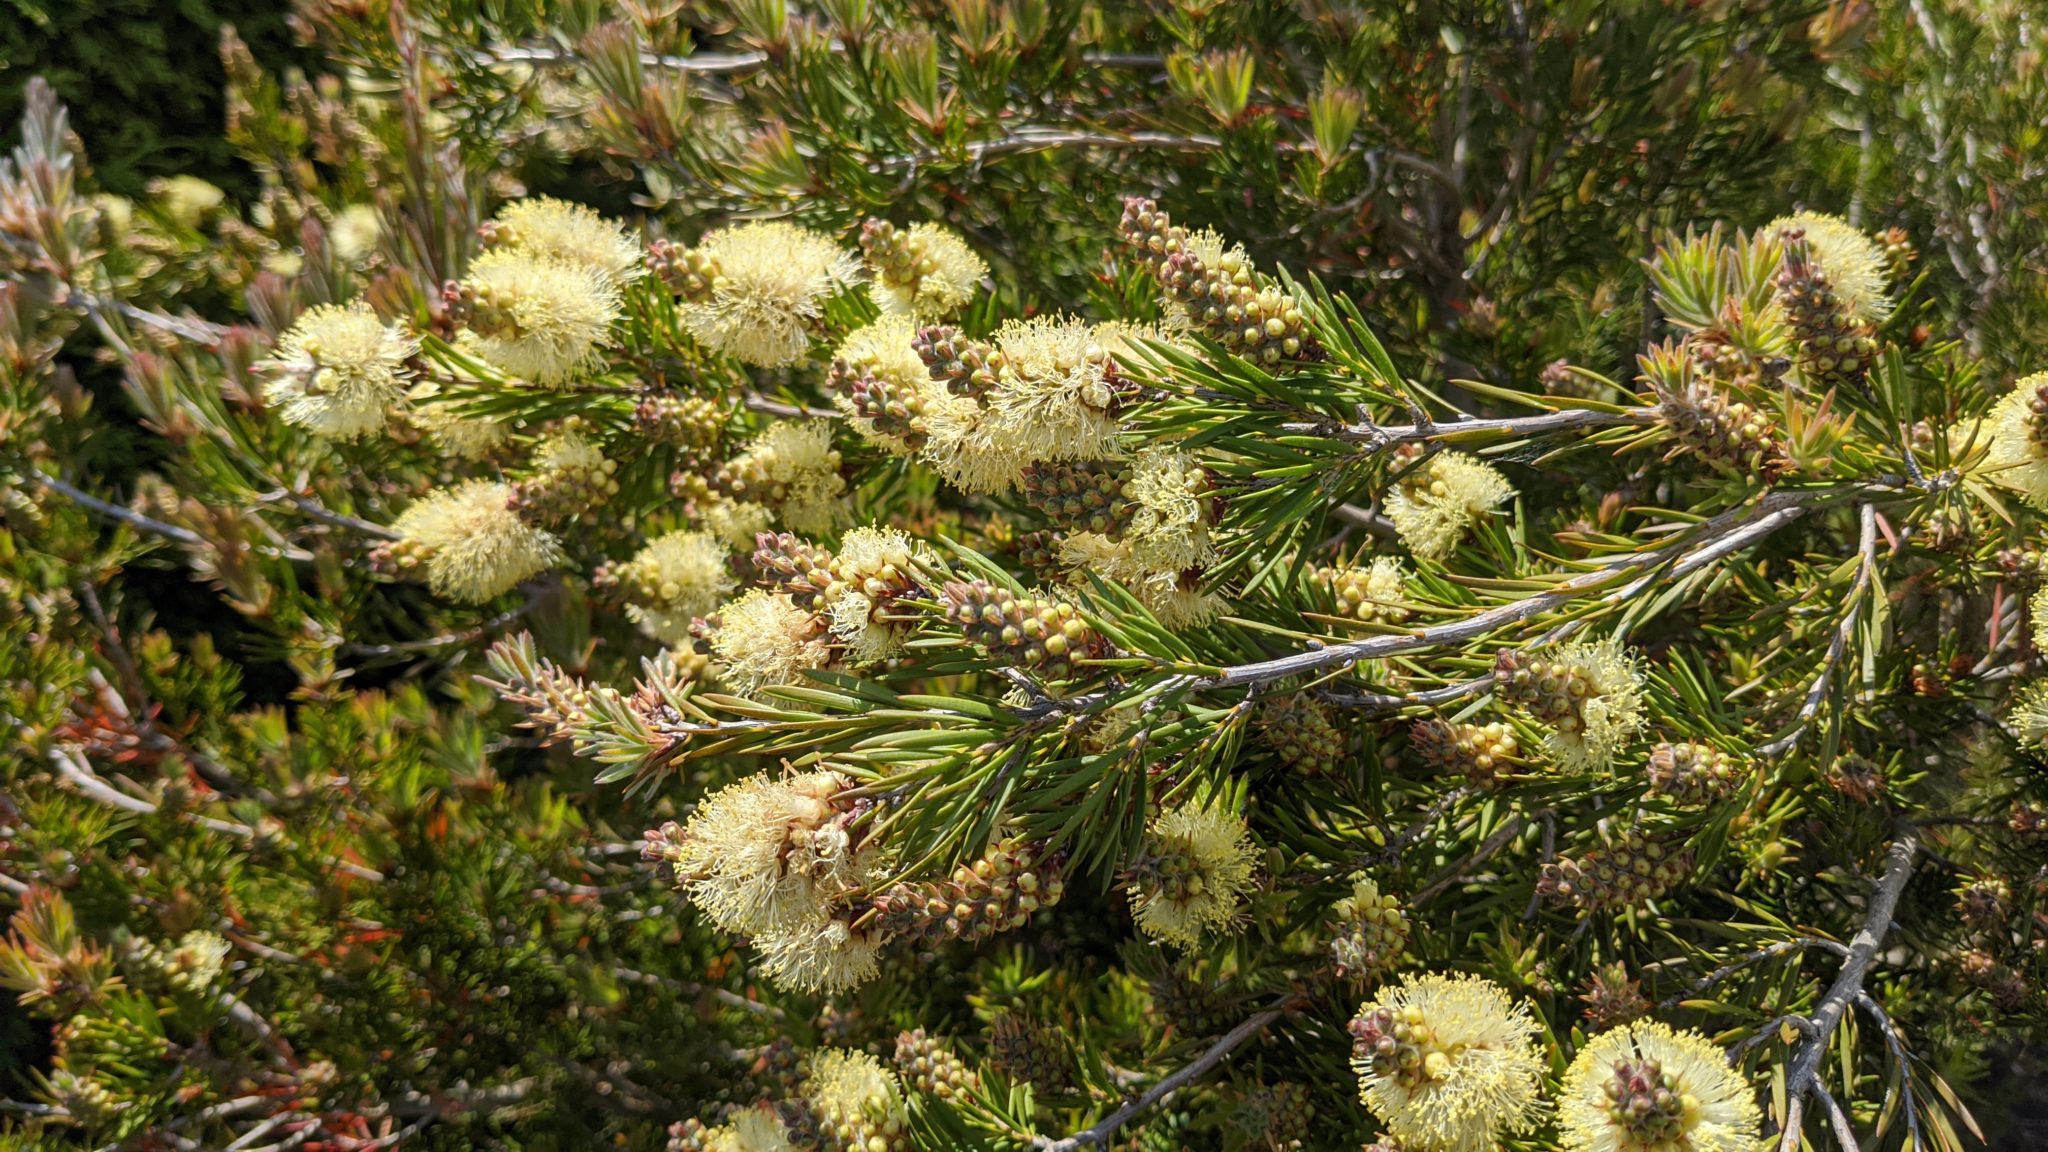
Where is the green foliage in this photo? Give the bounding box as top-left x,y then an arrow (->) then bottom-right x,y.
2,1 -> 2047,1149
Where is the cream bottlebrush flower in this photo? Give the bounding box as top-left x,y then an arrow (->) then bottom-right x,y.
488,196 -> 644,286
1768,212 -> 1892,323
1128,795 -> 1259,950
1326,557 -> 1411,625
707,589 -> 832,693
1559,1020 -> 1762,1152
752,915 -> 887,993
723,423 -> 848,534
1385,451 -> 1516,562
832,314 -> 972,455
700,499 -> 776,550
698,1107 -> 794,1152
1123,445 -> 1219,573
658,769 -> 873,936
458,248 -> 621,386
806,1050 -> 910,1150
391,481 -> 563,602
686,221 -> 860,367
919,398 -> 1034,495
1158,228 -> 1238,334
262,302 -> 418,439
156,175 -> 224,228
1059,531 -> 1225,631
871,223 -> 988,318
1981,373 -> 2048,509
2011,679 -> 2048,746
620,530 -> 736,646
1350,973 -> 1546,1152
411,400 -> 511,459
1495,638 -> 1648,771
329,204 -> 382,264
821,526 -> 920,665
981,316 -> 1127,465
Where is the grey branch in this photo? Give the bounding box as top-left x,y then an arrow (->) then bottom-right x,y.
483,42 -> 1163,77
1757,502 -> 1880,757
1203,488 -> 1822,690
32,469 -> 204,546
1289,405 -> 1658,446
1033,1006 -> 1286,1152
1654,937 -> 1850,1012
1775,824 -> 1922,1152
878,127 -> 1224,172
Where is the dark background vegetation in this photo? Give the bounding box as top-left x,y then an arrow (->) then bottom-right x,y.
0,0 -> 308,198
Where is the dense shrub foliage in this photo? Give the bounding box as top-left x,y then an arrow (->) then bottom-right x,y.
1,2 -> 2045,1150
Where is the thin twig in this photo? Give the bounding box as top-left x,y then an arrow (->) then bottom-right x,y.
484,43 -> 1164,77
743,391 -> 841,420
880,127 -> 1225,172
255,490 -> 401,540
1855,990 -> 1923,1149
32,470 -> 204,546
1775,824 -> 1921,1152
1758,503 -> 1880,757
1655,937 -> 1850,1011
1204,488 -> 1829,690
1290,405 -> 1658,446
1412,815 -> 1526,906
1032,1006 -> 1287,1151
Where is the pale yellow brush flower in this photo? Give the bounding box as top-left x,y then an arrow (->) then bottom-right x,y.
805,1050 -> 909,1149
1768,212 -> 1892,323
411,400 -> 511,459
1059,532 -> 1224,630
148,931 -> 230,992
93,194 -> 133,239
1982,373 -> 2048,509
1558,1020 -> 1762,1152
329,204 -> 382,264
1350,973 -> 1546,1152
698,1107 -> 794,1152
2010,679 -> 2048,746
1158,228 -> 1239,334
156,175 -> 224,228
1550,638 -> 1646,772
820,526 -> 920,664
726,423 -> 848,534
918,399 -> 1034,495
1385,452 -> 1516,562
2029,584 -> 2048,656
621,530 -> 735,646
834,524 -> 918,580
707,589 -> 832,693
459,248 -> 621,386
392,480 -> 562,602
823,590 -> 901,665
532,428 -> 607,474
832,314 -> 965,455
686,221 -> 860,367
979,316 -> 1126,465
700,499 -> 776,550
488,196 -> 644,286
658,770 -> 871,936
752,915 -> 887,993
262,302 -> 418,439
1129,795 -> 1258,950
1325,557 -> 1411,625
1124,445 -> 1218,573
872,223 -> 987,318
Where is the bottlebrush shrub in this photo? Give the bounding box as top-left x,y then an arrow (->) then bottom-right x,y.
2,2 -> 2047,1150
